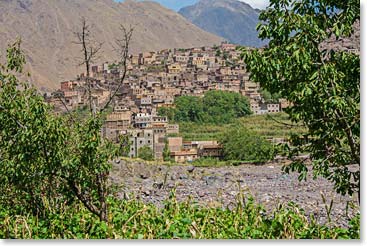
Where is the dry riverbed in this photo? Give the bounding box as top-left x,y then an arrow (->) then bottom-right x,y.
110,159 -> 359,228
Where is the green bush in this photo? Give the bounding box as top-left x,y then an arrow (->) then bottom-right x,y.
158,90 -> 252,125
138,146 -> 154,161
0,195 -> 359,239
219,127 -> 275,163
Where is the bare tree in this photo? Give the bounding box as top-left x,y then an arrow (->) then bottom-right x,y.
100,24 -> 134,113
70,19 -> 133,223
74,17 -> 103,115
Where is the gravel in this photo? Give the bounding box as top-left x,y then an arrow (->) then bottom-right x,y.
110,159 -> 359,228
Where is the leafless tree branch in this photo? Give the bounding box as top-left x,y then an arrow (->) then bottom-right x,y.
100,24 -> 134,113
74,17 -> 104,115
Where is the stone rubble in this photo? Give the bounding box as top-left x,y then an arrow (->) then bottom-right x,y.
110,159 -> 359,228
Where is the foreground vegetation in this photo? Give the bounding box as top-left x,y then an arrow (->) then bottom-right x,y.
0,194 -> 359,239
0,0 -> 360,238
242,0 -> 360,199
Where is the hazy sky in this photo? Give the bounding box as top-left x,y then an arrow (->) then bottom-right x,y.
116,0 -> 270,11
241,0 -> 269,10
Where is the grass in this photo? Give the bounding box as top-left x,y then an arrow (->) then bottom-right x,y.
177,112 -> 307,141
0,193 -> 360,239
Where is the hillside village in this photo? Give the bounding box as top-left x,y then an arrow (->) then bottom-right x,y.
47,43 -> 289,162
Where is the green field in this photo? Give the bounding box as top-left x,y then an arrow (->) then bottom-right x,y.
177,112 -> 307,141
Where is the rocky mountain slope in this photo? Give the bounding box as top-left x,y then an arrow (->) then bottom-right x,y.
179,0 -> 267,48
0,0 -> 223,90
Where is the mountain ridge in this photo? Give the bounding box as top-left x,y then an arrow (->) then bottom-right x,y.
179,0 -> 266,48
0,0 -> 223,90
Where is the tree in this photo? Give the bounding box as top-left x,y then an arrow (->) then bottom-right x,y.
118,134 -> 131,157
0,40 -> 119,223
0,20 -> 133,223
174,96 -> 204,123
158,106 -> 176,122
219,127 -> 275,163
201,90 -> 252,123
138,146 -> 154,161
69,19 -> 133,222
241,0 -> 360,200
101,24 -> 133,112
74,17 -> 103,114
163,140 -> 171,162
158,91 -> 252,124
259,88 -> 281,104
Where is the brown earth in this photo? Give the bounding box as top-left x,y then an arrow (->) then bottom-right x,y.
0,0 -> 223,91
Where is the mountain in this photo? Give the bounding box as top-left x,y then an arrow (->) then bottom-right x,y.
0,0 -> 223,90
179,0 -> 267,48
136,0 -> 198,11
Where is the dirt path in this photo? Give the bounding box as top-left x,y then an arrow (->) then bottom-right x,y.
110,159 -> 359,228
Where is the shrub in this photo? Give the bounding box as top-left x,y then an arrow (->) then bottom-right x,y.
138,146 -> 154,161
219,127 -> 275,163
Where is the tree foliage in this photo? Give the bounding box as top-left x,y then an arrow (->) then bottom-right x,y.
241,0 -> 360,198
158,90 -> 252,124
138,146 -> 154,161
0,40 -> 118,222
219,127 -> 275,163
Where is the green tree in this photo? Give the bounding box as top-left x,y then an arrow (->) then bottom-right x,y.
202,90 -> 252,123
158,106 -> 177,122
118,134 -> 131,157
241,0 -> 360,199
138,146 -> 154,161
219,127 -> 275,163
174,96 -> 204,122
159,91 -> 252,125
0,22 -> 133,222
260,88 -> 281,104
163,140 -> 171,162
0,40 -> 118,222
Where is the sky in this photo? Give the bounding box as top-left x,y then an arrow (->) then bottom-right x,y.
116,0 -> 270,11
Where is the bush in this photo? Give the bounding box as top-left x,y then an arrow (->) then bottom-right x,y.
138,146 -> 154,161
219,127 -> 275,163
0,195 -> 360,239
158,91 -> 252,124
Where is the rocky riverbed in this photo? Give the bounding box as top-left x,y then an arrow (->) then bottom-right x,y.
110,159 -> 359,228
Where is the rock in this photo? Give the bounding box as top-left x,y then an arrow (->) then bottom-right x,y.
179,175 -> 188,180
123,192 -> 130,200
187,166 -> 195,173
142,189 -> 151,196
140,173 -> 149,179
230,191 -> 237,196
198,191 -> 206,197
204,176 -> 218,185
153,182 -> 164,189
115,159 -> 121,164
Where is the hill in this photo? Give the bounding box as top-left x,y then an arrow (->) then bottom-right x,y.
179,0 -> 267,48
0,0 -> 223,90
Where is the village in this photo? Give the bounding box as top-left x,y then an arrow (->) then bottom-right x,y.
47,43 -> 289,162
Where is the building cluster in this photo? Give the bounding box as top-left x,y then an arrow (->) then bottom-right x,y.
47,43 -> 287,162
